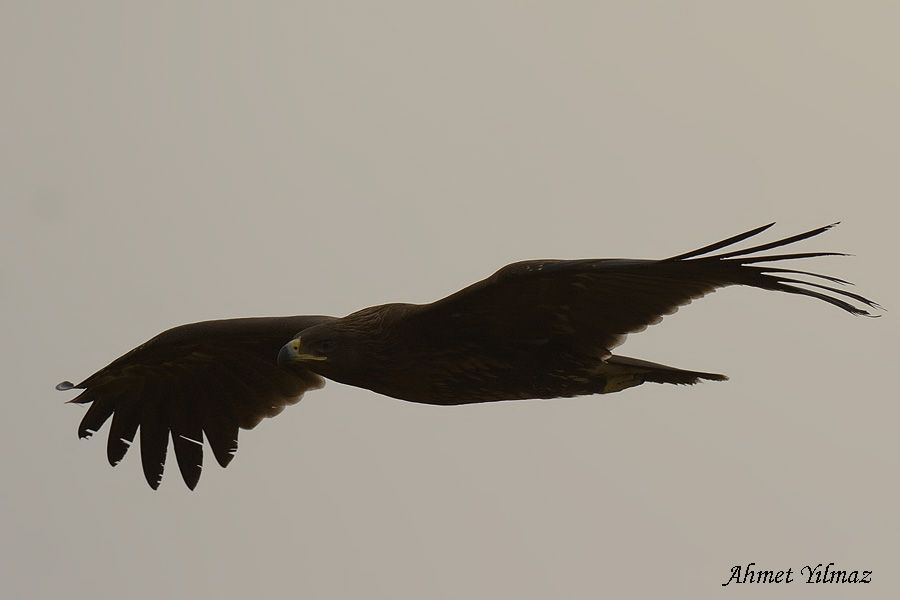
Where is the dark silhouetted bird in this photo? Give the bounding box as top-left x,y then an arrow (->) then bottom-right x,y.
58,223 -> 880,489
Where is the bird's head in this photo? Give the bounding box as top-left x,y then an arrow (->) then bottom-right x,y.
276,322 -> 367,379
277,305 -> 407,384
279,328 -> 336,363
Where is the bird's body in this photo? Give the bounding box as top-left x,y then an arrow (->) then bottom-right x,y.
305,302 -> 725,405
59,223 -> 880,489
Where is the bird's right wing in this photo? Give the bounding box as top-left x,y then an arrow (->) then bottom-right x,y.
58,316 -> 336,490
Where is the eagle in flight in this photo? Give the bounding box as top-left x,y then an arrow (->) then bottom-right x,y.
58,223 -> 880,490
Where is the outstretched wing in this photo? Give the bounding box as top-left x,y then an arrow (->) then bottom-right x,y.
59,316 -> 336,490
415,223 -> 880,357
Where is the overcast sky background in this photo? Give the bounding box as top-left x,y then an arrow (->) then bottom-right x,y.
2,2 -> 898,598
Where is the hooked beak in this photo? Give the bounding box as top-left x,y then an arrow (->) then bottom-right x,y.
277,338 -> 327,365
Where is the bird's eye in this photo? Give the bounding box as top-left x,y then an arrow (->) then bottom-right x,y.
317,340 -> 336,353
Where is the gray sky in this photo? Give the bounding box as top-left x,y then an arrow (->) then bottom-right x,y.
2,2 -> 897,598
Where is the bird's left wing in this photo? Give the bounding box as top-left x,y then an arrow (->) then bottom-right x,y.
58,316 -> 335,490
414,223 -> 879,356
